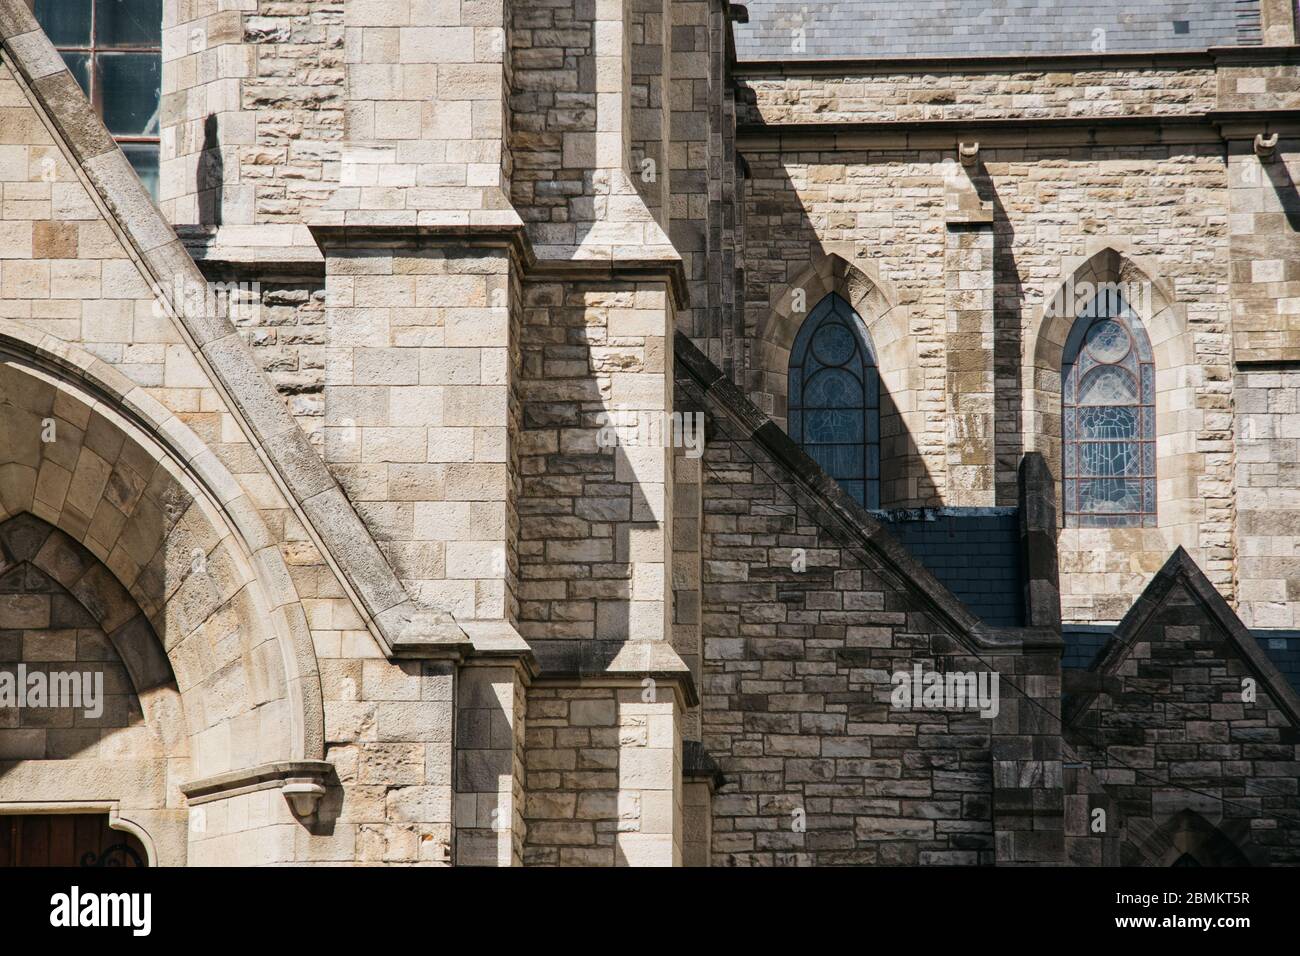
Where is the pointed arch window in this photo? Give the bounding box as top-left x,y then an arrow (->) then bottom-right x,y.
1062,292 -> 1156,527
788,293 -> 880,508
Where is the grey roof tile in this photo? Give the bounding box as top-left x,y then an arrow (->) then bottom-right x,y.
734,0 -> 1261,59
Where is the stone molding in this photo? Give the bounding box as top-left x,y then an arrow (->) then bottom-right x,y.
180,761 -> 335,821
0,321 -> 326,764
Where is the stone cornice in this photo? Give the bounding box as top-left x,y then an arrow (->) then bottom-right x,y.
737,110 -> 1300,151
731,44 -> 1300,77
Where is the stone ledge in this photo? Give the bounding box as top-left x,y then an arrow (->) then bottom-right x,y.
180,761 -> 335,820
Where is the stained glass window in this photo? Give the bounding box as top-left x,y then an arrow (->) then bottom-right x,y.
33,0 -> 161,198
788,294 -> 880,508
1062,293 -> 1156,527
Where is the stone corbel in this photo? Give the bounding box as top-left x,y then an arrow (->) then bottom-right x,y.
959,141 -> 980,168
181,760 -> 334,823
1255,132 -> 1279,161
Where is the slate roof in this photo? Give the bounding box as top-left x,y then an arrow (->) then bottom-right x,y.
733,0 -> 1262,60
874,508 -> 1024,628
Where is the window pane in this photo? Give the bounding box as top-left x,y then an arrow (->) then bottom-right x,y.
95,0 -> 163,47
60,52 -> 92,96
122,143 -> 159,199
1078,406 -> 1138,441
1077,478 -> 1142,514
97,53 -> 161,135
802,367 -> 862,408
804,409 -> 864,444
1078,366 -> 1137,405
1079,441 -> 1140,478
35,0 -> 92,47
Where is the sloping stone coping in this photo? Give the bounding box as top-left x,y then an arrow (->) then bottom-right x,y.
674,330 -> 1063,655
1065,547 -> 1300,728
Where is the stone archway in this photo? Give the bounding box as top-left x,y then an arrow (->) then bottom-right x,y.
0,331 -> 330,861
752,252 -> 936,506
1024,244 -> 1217,622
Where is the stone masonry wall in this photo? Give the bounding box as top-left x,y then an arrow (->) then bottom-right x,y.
735,65 -> 1219,126
161,0 -> 345,226
698,410 -> 1007,865
523,684 -> 681,865
1068,576 -> 1300,865
1234,367 -> 1300,629
740,142 -> 1234,622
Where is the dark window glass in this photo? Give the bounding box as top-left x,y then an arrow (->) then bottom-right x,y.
33,1 -> 161,198
34,0 -> 92,46
95,0 -> 163,47
788,294 -> 881,508
98,53 -> 161,135
122,142 -> 159,197
59,52 -> 92,95
1061,295 -> 1156,527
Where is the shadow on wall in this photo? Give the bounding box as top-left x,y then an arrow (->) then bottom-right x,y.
198,114 -> 223,228
738,156 -> 940,508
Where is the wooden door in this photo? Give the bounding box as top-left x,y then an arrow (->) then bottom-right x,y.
0,814 -> 146,866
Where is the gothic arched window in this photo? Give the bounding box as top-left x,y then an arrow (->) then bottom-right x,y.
1062,292 -> 1155,527
788,293 -> 880,508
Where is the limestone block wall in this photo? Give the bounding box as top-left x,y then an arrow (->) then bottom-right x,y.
321,242 -> 521,624
508,0 -> 674,258
697,409 -> 1011,865
735,64 -> 1220,127
1218,58 -> 1300,111
1228,141 -> 1300,364
1234,367 -> 1300,629
454,661 -> 527,866
314,656 -> 457,864
160,0 -> 345,227
325,0 -> 514,224
523,684 -> 680,865
517,278 -> 673,649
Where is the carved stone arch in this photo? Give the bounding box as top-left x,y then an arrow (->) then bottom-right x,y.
753,251 -> 933,506
1023,244 -> 1207,621
0,321 -> 324,773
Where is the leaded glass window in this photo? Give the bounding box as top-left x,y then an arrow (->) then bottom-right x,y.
1062,293 -> 1156,527
788,294 -> 880,508
32,0 -> 162,197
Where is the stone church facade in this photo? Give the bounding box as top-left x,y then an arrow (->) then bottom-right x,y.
0,0 -> 1297,866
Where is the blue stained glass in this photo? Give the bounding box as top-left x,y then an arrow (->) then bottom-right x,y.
805,409 -> 864,443
1078,366 -> 1137,405
789,294 -> 879,508
803,368 -> 863,407
812,323 -> 857,366
1062,293 -> 1156,526
1078,406 -> 1138,440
